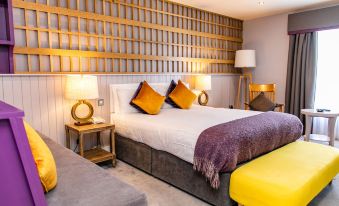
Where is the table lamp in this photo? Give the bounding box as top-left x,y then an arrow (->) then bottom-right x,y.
65,75 -> 99,126
195,75 -> 211,106
234,50 -> 256,109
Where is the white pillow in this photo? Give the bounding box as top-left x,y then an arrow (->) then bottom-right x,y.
110,83 -> 140,114
116,88 -> 140,114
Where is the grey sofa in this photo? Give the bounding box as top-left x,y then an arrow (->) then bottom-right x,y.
43,136 -> 147,206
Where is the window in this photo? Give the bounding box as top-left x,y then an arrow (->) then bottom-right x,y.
314,29 -> 339,110
314,29 -> 339,136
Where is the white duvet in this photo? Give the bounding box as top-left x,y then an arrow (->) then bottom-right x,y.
111,105 -> 261,163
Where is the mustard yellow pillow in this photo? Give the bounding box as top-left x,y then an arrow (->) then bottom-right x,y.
24,122 -> 57,192
131,81 -> 166,115
169,80 -> 196,109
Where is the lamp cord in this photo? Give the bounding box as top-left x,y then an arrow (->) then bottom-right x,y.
73,143 -> 79,152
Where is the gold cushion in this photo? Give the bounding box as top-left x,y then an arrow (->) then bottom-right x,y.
131,81 -> 165,115
169,80 -> 196,109
24,122 -> 57,192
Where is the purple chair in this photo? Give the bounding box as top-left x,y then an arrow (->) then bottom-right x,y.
0,101 -> 46,206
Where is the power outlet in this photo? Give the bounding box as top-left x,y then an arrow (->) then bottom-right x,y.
98,99 -> 104,106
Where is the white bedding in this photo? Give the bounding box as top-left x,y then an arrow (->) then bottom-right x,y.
112,105 -> 261,163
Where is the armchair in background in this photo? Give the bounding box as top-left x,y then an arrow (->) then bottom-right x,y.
244,83 -> 284,112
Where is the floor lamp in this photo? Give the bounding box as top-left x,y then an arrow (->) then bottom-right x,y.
234,50 -> 256,109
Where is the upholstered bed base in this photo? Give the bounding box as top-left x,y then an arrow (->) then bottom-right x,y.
116,134 -> 237,206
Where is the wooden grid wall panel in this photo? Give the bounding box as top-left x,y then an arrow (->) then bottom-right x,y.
12,0 -> 243,74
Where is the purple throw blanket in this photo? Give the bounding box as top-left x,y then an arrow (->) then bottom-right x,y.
193,112 -> 303,189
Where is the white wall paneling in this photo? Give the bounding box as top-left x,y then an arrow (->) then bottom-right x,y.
0,74 -> 239,149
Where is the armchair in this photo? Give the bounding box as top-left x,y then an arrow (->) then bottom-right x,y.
244,83 -> 284,112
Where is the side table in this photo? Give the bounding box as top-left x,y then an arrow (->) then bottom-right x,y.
65,123 -> 116,166
301,109 -> 339,146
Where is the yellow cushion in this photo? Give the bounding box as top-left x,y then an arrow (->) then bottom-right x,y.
230,141 -> 339,206
168,80 -> 196,109
24,122 -> 57,192
131,81 -> 165,115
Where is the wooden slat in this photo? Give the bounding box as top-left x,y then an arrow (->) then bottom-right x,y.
14,47 -> 234,63
13,0 -> 242,43
13,0 -> 243,74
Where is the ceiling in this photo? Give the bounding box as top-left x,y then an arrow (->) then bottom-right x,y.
170,0 -> 339,20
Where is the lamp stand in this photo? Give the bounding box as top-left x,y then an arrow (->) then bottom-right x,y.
71,100 -> 94,126
236,68 -> 253,109
198,90 -> 209,106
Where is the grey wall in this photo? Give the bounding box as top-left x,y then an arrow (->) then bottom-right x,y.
243,14 -> 289,104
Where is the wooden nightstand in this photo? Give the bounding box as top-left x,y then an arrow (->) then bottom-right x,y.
65,123 -> 116,167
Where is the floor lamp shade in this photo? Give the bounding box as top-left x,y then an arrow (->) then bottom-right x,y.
235,50 -> 255,109
235,50 -> 256,68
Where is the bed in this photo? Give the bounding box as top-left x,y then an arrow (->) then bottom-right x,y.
109,82 -> 301,206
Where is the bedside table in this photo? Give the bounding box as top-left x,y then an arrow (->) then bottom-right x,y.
301,109 -> 339,147
65,123 -> 116,167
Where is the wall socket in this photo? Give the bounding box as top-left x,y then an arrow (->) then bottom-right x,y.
98,99 -> 104,106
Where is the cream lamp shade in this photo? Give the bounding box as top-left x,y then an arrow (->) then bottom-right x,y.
65,75 -> 99,100
234,50 -> 256,68
195,75 -> 211,106
195,75 -> 212,91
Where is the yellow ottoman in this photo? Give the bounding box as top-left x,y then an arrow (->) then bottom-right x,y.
230,141 -> 339,206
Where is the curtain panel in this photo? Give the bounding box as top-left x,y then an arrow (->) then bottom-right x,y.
285,32 -> 318,120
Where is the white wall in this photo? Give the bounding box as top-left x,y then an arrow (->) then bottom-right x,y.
0,74 -> 238,148
243,14 -> 289,104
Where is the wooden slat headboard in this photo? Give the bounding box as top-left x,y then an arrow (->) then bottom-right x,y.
12,0 -> 243,74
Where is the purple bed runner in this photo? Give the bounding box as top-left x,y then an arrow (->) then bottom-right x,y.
193,111 -> 303,189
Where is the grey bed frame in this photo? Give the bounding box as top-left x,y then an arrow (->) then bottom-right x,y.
116,134 -> 237,206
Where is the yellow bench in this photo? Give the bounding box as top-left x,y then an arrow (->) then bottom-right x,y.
230,141 -> 339,206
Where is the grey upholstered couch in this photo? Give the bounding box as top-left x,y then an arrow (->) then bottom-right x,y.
42,136 -> 147,206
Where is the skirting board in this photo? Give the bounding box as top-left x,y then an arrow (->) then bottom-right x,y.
115,134 -> 237,206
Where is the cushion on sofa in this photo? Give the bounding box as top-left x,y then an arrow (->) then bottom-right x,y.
42,135 -> 147,206
24,122 -> 57,192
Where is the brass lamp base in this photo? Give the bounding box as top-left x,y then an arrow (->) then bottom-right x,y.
71,100 -> 94,126
74,121 -> 93,126
198,90 -> 209,106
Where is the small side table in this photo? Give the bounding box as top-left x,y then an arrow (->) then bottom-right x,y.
301,109 -> 339,146
65,123 -> 116,166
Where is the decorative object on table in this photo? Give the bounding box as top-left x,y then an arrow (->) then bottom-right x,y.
245,83 -> 284,112
65,123 -> 116,166
195,75 -> 212,106
301,109 -> 339,147
65,75 -> 99,126
91,117 -> 105,124
316,109 -> 331,112
235,50 -> 256,109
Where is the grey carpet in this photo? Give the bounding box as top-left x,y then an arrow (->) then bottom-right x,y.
105,141 -> 339,206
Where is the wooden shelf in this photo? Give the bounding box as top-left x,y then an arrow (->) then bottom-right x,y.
309,134 -> 330,142
0,40 -> 14,45
82,147 -> 113,164
0,0 -> 14,74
